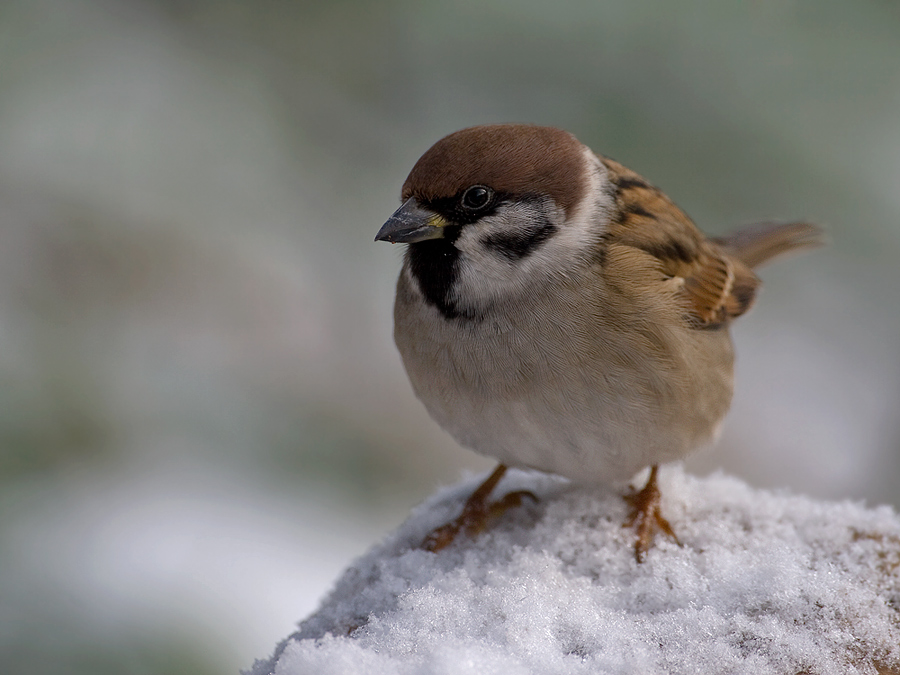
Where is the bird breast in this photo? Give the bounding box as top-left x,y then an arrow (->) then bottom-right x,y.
393,262 -> 735,484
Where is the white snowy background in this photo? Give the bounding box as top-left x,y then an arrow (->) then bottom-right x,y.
0,1 -> 898,674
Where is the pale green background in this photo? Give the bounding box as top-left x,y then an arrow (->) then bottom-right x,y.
0,1 -> 898,673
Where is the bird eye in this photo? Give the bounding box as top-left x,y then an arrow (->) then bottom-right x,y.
461,185 -> 493,211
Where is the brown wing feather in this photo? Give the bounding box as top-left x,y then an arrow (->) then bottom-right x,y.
602,158 -> 769,329
713,221 -> 825,269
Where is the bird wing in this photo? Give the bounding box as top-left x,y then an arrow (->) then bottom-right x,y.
601,157 -> 761,329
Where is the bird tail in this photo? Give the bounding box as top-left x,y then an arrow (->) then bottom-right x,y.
714,222 -> 825,269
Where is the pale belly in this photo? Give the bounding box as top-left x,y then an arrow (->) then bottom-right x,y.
394,282 -> 735,485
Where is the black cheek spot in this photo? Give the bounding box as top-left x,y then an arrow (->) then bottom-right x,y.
483,221 -> 558,261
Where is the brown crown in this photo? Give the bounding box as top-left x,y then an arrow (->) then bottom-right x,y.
401,125 -> 589,216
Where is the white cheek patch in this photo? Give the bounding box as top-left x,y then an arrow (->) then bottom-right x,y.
449,149 -> 615,313
551,149 -> 616,255
449,203 -> 557,308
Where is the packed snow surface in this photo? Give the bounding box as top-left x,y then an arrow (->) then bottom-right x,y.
249,467 -> 900,674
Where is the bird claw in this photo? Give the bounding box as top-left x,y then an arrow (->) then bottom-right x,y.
420,466 -> 537,552
488,489 -> 538,520
623,465 -> 680,563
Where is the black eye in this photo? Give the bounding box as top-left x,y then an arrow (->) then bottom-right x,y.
461,185 -> 493,211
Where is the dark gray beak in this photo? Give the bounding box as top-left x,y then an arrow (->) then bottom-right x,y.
375,198 -> 447,244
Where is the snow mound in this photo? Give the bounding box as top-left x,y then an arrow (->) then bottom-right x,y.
249,467 -> 900,675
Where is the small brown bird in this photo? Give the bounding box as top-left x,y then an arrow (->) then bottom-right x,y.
376,124 -> 822,561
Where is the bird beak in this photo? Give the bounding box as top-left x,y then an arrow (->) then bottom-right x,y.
375,198 -> 448,243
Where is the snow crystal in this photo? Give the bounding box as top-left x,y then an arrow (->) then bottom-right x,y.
248,467 -> 900,675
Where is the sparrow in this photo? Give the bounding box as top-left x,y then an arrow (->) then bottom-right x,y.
376,124 -> 822,561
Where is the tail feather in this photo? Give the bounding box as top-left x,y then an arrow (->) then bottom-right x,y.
714,222 -> 825,269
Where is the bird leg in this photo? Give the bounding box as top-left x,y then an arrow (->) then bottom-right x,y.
421,464 -> 537,552
623,465 -> 680,562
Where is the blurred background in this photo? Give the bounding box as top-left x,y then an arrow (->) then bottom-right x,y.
0,0 -> 898,673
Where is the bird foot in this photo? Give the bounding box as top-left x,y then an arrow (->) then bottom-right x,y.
623,465 -> 680,563
421,465 -> 537,552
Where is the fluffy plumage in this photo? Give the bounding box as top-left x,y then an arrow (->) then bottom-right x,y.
377,124 -> 822,558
